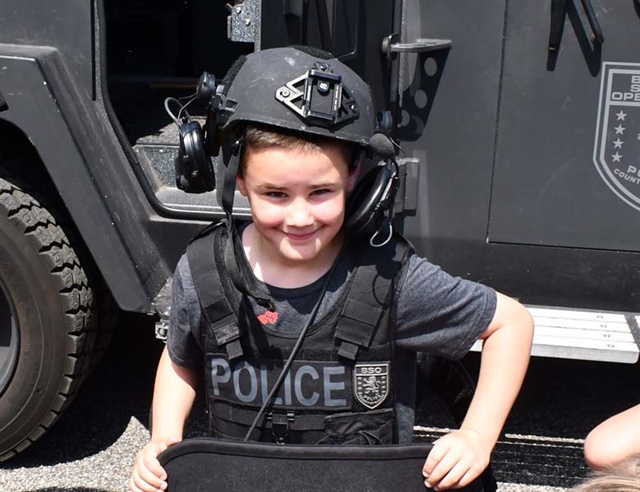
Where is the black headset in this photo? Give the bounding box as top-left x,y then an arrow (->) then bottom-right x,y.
174,118 -> 215,193
345,164 -> 397,240
169,73 -> 399,243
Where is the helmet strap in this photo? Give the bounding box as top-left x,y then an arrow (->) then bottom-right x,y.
223,222 -> 275,311
218,134 -> 243,218
219,134 -> 275,311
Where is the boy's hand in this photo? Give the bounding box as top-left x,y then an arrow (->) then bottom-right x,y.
130,436 -> 181,492
422,428 -> 492,490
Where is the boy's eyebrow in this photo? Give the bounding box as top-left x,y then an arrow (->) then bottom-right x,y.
255,181 -> 339,190
255,183 -> 287,190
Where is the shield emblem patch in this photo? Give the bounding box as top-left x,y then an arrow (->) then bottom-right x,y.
593,62 -> 640,211
353,363 -> 389,410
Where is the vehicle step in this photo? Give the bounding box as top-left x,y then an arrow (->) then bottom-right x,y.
470,306 -> 640,364
133,143 -> 251,214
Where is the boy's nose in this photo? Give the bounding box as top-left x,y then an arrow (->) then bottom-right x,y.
286,200 -> 314,227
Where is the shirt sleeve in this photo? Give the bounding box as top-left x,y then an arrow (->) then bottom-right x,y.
167,254 -> 205,368
395,254 -> 497,360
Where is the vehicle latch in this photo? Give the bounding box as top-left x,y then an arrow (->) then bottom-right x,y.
153,278 -> 173,343
394,157 -> 419,214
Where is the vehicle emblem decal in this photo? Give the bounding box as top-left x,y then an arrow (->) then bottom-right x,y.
593,62 -> 640,211
353,363 -> 389,410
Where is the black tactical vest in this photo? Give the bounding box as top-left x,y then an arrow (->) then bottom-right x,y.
186,222 -> 411,445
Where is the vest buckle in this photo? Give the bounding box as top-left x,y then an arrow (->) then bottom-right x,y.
269,411 -> 295,445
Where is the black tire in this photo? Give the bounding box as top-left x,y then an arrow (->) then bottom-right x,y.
0,150 -> 108,461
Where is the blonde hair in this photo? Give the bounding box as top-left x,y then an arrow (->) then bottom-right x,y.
573,455 -> 640,492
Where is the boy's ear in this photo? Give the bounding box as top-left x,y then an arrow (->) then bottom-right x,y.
347,151 -> 362,192
236,175 -> 248,196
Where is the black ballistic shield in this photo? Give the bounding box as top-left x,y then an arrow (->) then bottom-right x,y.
158,438 -> 485,491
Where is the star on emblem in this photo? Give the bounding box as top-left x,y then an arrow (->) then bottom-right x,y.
611,152 -> 622,163
615,110 -> 627,121
614,125 -> 625,135
612,138 -> 623,149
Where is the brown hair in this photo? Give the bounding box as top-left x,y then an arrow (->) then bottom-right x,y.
239,125 -> 356,175
573,455 -> 640,492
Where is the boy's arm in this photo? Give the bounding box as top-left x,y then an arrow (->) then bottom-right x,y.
423,292 -> 534,490
150,346 -> 199,442
130,346 -> 199,492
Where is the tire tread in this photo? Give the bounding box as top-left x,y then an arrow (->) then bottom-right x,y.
0,160 -> 114,461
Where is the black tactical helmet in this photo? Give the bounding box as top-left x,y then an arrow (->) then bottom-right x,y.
207,46 -> 377,149
176,46 -> 393,194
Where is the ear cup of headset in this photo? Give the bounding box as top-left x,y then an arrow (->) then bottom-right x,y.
175,120 -> 216,193
345,165 -> 394,238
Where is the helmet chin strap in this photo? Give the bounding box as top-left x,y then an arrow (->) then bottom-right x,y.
219,135 -> 275,311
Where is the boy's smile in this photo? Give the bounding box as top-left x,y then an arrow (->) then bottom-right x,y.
237,142 -> 357,285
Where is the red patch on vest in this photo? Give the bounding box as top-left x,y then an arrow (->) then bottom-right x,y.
257,310 -> 279,325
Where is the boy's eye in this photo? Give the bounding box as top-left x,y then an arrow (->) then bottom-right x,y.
311,188 -> 331,196
265,191 -> 287,198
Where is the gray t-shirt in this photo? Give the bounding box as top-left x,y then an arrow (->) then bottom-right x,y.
167,245 -> 496,442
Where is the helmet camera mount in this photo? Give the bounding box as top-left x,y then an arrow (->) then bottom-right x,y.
275,61 -> 359,127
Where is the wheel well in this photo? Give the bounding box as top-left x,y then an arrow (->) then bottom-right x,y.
0,118 -> 60,191
0,119 -> 105,288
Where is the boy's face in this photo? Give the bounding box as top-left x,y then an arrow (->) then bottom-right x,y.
237,142 -> 358,265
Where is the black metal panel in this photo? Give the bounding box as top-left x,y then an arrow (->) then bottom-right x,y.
489,0 -> 640,251
0,0 -> 94,98
0,1 -> 230,312
394,0 -> 639,311
397,0 -> 506,243
425,238 -> 638,313
0,50 -> 153,311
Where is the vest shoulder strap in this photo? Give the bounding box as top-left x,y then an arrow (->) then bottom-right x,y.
187,222 -> 243,360
336,235 -> 413,360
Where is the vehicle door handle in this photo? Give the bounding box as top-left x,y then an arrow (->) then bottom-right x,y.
382,33 -> 451,60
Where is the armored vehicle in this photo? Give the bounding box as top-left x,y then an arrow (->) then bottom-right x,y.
0,0 -> 638,462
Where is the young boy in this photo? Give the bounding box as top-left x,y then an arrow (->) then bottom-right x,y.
130,46 -> 533,492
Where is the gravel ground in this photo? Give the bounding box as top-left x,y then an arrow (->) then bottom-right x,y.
1,313 -> 637,492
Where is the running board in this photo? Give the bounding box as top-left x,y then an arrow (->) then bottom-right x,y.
470,306 -> 640,364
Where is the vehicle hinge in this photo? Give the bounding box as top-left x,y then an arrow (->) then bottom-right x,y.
393,157 -> 419,214
152,278 -> 173,343
226,0 -> 262,48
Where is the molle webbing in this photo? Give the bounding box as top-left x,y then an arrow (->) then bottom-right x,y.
187,226 -> 244,360
335,238 -> 410,360
212,401 -> 327,431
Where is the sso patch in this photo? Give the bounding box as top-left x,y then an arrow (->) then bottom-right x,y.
593,62 -> 640,211
354,363 -> 389,410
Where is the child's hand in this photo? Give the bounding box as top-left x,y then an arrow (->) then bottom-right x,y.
422,428 -> 492,490
129,436 -> 181,492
